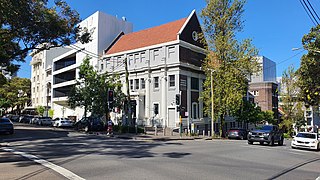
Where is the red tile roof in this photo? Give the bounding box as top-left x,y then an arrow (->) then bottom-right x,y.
106,18 -> 187,55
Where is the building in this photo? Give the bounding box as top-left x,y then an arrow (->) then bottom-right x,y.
103,10 -> 206,129
30,46 -> 71,113
51,11 -> 133,119
249,56 -> 279,119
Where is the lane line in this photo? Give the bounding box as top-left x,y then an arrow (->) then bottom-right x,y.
2,148 -> 85,180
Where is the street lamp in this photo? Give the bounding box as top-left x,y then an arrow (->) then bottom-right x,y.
292,47 -> 320,53
210,69 -> 215,137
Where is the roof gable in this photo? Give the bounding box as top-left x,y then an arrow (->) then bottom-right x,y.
106,18 -> 187,55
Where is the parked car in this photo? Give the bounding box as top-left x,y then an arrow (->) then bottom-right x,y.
291,132 -> 320,151
37,117 -> 53,126
227,128 -> 248,140
247,125 -> 284,146
52,118 -> 74,128
9,115 -> 20,122
30,116 -> 40,124
0,117 -> 14,134
74,117 -> 104,132
19,115 -> 34,123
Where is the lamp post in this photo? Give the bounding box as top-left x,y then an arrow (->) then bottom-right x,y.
292,47 -> 320,53
210,69 -> 215,137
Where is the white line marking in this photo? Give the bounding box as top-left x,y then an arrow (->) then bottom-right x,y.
2,148 -> 85,180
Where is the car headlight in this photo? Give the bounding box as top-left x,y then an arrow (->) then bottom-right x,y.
248,132 -> 252,135
263,133 -> 269,136
310,140 -> 316,144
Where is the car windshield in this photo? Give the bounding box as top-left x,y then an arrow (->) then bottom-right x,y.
260,126 -> 273,131
296,133 -> 316,139
0,118 -> 10,123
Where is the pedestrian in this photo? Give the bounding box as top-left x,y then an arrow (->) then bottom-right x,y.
107,118 -> 113,135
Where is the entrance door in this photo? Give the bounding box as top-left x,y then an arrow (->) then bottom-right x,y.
168,108 -> 176,128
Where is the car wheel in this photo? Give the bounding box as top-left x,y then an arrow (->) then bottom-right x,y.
84,126 -> 89,132
278,137 -> 284,146
248,141 -> 253,145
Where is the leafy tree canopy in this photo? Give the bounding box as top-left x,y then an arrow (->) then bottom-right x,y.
297,25 -> 320,107
200,0 -> 259,136
0,0 -> 89,74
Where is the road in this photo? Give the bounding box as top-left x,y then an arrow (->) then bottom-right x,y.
1,124 -> 319,180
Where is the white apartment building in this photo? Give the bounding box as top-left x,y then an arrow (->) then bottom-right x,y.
30,47 -> 71,111
51,11 -> 132,119
102,10 -> 207,129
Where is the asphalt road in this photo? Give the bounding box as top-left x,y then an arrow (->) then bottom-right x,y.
1,124 -> 319,180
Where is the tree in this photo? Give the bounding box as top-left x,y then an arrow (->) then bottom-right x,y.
68,56 -> 96,118
279,65 -> 303,135
234,101 -> 261,128
200,0 -> 259,137
36,105 -> 45,116
0,77 -> 31,114
48,109 -> 54,118
68,56 -> 125,120
297,25 -> 320,107
0,0 -> 90,74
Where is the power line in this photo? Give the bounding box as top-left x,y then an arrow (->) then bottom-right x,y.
300,0 -> 319,25
306,0 -> 320,22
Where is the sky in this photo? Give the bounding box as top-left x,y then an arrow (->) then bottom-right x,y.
17,0 -> 317,78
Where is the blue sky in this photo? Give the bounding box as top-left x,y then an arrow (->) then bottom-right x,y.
17,0 -> 317,78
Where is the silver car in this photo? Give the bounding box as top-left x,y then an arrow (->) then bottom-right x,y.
37,117 -> 53,126
52,118 -> 74,127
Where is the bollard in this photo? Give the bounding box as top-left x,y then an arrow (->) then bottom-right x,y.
155,126 -> 158,136
163,127 -> 165,136
203,130 -> 205,137
208,131 -> 211,137
197,130 -> 199,136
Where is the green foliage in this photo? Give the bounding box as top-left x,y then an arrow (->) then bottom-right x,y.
48,109 -> 54,118
280,66 -> 304,134
235,101 -> 261,126
261,110 -> 276,125
68,56 -> 126,118
0,77 -> 31,114
0,0 -> 90,74
297,25 -> 320,106
36,106 -> 45,116
200,0 -> 259,137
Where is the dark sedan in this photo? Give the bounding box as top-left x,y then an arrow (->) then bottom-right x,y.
0,117 -> 14,134
227,128 -> 248,140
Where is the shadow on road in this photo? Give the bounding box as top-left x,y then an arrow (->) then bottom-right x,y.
1,124 -> 191,169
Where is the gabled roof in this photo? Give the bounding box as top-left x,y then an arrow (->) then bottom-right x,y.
105,17 -> 188,55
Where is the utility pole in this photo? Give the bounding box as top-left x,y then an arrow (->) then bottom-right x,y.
124,57 -> 132,126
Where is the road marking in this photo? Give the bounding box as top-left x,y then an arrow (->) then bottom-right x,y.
2,148 -> 85,180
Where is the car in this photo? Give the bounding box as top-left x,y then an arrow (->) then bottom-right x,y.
247,125 -> 284,146
0,117 -> 14,134
30,116 -> 40,124
37,117 -> 53,126
227,128 -> 248,140
291,132 -> 320,151
52,118 -> 74,127
9,115 -> 20,122
19,115 -> 34,123
74,117 -> 104,132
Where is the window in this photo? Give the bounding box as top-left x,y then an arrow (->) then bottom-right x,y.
134,54 -> 139,64
135,79 -> 139,90
192,103 -> 198,119
154,77 -> 159,89
141,78 -> 145,89
191,77 -> 199,90
168,46 -> 175,58
154,103 -> 159,115
307,117 -> 312,125
251,90 -> 259,96
169,75 -> 175,87
141,53 -> 146,63
153,49 -> 159,61
100,63 -> 104,71
37,86 -> 39,92
33,77 -> 35,82
130,79 -> 133,90
37,75 -> 39,81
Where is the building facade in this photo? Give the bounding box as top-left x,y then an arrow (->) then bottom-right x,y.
51,11 -> 133,119
249,56 -> 279,120
30,47 -> 71,112
103,10 -> 206,129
